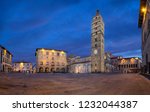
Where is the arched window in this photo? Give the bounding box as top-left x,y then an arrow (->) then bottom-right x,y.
45,67 -> 49,72
39,67 -> 43,73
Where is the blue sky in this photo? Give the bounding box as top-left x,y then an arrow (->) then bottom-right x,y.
0,0 -> 141,62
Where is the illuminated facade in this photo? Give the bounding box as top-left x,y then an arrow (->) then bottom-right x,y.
0,45 -> 13,72
138,0 -> 150,74
91,10 -> 105,73
118,57 -> 141,73
36,48 -> 67,73
68,56 -> 91,73
111,56 -> 123,72
67,10 -> 106,74
68,53 -> 114,73
68,55 -> 141,74
13,62 -> 33,73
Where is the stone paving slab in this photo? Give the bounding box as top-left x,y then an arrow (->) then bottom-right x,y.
0,73 -> 150,95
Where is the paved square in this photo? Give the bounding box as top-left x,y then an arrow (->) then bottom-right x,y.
0,73 -> 150,95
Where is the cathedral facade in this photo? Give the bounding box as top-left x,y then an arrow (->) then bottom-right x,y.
68,10 -> 105,73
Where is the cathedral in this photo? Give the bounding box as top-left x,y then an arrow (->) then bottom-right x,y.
68,10 -> 105,73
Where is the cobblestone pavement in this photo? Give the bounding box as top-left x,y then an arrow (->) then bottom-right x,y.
0,73 -> 150,95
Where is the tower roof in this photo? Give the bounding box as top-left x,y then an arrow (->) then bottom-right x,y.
96,10 -> 100,16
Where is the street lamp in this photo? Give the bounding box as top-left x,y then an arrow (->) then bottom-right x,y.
141,0 -> 150,21
141,0 -> 150,13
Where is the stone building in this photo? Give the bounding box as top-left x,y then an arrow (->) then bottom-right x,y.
67,10 -> 105,74
36,48 -> 67,73
0,45 -> 13,72
32,64 -> 36,73
13,62 -> 33,73
104,52 -> 114,72
91,10 -> 105,73
138,0 -> 150,74
111,56 -> 123,72
118,57 -> 141,73
68,56 -> 91,73
68,53 -> 114,73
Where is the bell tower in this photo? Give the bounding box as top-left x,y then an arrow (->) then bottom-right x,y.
91,10 -> 105,73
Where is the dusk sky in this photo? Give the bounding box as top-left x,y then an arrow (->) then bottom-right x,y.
0,0 -> 141,63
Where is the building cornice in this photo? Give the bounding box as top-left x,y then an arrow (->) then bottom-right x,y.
0,45 -> 13,56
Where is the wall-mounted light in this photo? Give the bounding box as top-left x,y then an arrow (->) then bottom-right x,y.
141,7 -> 147,13
61,51 -> 65,54
51,50 -> 55,52
41,49 -> 45,52
20,62 -> 23,66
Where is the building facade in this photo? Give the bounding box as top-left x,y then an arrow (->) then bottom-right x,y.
91,10 -> 105,73
36,48 -> 67,73
104,52 -> 114,72
13,62 -> 33,73
68,56 -> 91,73
0,45 -> 13,72
111,56 -> 123,72
138,0 -> 150,74
118,57 -> 141,73
32,64 -> 36,73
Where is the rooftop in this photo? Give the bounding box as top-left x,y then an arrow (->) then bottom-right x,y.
118,57 -> 141,60
36,48 -> 67,53
14,61 -> 32,64
0,45 -> 13,56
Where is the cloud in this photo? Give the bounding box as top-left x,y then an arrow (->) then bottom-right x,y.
114,49 -> 141,58
0,0 -> 142,63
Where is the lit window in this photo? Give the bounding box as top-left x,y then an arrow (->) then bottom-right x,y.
121,59 -> 126,64
4,50 -> 6,55
130,58 -> 135,64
